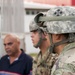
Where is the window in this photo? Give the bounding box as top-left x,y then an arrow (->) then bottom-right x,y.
25,9 -> 48,15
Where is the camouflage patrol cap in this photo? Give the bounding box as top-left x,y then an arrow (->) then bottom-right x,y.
44,6 -> 75,34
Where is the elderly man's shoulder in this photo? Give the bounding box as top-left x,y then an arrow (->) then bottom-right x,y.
23,52 -> 33,61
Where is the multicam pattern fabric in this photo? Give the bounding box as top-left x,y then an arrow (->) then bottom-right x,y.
32,48 -> 58,75
51,42 -> 75,75
44,6 -> 75,34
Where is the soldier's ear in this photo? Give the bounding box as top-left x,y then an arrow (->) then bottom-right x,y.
43,32 -> 47,36
42,32 -> 48,40
55,34 -> 60,40
56,34 -> 64,41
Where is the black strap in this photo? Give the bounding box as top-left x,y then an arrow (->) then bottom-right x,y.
49,33 -> 75,53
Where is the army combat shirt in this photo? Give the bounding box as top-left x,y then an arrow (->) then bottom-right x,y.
51,42 -> 75,75
33,48 -> 58,75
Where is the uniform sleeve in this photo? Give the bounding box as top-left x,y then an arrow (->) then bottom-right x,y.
52,62 -> 75,75
52,47 -> 75,75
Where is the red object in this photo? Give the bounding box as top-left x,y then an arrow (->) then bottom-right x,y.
25,0 -> 75,6
72,0 -> 75,6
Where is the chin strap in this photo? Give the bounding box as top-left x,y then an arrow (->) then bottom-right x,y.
49,33 -> 75,53
34,29 -> 44,48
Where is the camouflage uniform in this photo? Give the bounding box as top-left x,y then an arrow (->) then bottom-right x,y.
29,20 -> 58,75
34,6 -> 75,75
33,48 -> 58,75
44,6 -> 75,75
51,42 -> 75,75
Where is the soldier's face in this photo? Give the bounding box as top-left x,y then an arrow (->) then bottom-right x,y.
30,30 -> 40,47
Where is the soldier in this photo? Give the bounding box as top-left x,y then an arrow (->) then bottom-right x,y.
34,6 -> 75,75
29,19 -> 58,75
